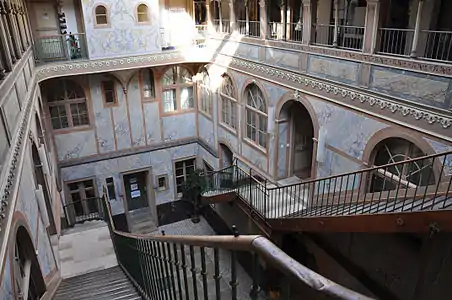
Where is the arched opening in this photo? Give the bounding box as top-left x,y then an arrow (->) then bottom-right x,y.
95,5 -> 108,26
219,143 -> 234,168
13,226 -> 46,299
32,142 -> 56,234
137,4 -> 150,23
277,100 -> 314,180
367,138 -> 435,193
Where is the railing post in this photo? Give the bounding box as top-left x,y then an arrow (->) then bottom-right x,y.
229,0 -> 236,32
362,0 -> 381,54
410,0 -> 424,58
206,0 -> 213,33
245,2 -> 250,36
230,225 -> 239,300
302,0 -> 315,45
332,0 -> 339,47
259,0 -> 267,40
249,168 -> 253,207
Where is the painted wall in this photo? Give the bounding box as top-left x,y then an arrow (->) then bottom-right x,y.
80,0 -> 161,59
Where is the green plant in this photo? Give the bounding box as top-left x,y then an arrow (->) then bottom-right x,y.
181,169 -> 208,223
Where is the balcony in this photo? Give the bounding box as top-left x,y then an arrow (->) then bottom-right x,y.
34,33 -> 89,64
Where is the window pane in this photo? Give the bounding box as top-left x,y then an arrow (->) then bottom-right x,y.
181,87 -> 194,110
258,131 -> 266,147
143,69 -> 155,98
163,89 -> 177,112
50,105 -> 68,129
230,103 -> 236,129
106,177 -> 116,200
96,15 -> 108,25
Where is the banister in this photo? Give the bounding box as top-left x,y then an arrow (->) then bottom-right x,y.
267,149 -> 452,191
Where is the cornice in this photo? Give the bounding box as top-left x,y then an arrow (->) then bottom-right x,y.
36,49 -> 213,82
216,55 -> 452,135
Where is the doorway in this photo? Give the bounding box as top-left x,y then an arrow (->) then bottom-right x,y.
122,170 -> 157,233
219,143 -> 234,168
277,100 -> 315,180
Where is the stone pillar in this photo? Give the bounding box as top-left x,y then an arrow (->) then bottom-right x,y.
332,0 -> 339,47
206,0 -> 213,32
410,0 -> 424,57
259,0 -> 267,39
218,1 -> 223,32
0,6 -> 12,74
229,0 -> 236,32
302,0 -> 316,44
3,0 -> 21,59
362,0 -> 381,54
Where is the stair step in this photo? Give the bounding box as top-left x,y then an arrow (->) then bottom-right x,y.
55,266 -> 141,300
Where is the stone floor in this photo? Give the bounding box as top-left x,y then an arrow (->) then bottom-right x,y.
149,218 -> 260,300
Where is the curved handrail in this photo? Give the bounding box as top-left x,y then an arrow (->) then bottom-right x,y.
102,196 -> 373,300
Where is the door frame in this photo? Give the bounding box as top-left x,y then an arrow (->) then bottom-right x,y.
120,167 -> 157,230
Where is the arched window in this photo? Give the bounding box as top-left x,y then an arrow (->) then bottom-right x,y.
245,83 -> 267,148
95,5 -> 108,26
142,68 -> 155,99
13,227 -> 46,299
137,4 -> 150,23
44,80 -> 89,130
220,74 -> 236,129
161,66 -> 194,113
369,138 -> 434,192
199,69 -> 212,115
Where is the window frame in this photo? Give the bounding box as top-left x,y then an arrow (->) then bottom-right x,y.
161,66 -> 195,115
105,177 -> 117,201
101,80 -> 118,107
46,80 -> 91,132
198,69 -> 212,117
173,157 -> 196,198
140,68 -> 156,101
244,83 -> 268,151
94,4 -> 109,27
219,74 -> 237,133
156,174 -> 169,192
136,3 -> 150,24
65,178 -> 98,219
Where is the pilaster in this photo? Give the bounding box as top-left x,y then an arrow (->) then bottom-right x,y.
362,0 -> 381,54
302,0 -> 316,45
259,0 -> 267,39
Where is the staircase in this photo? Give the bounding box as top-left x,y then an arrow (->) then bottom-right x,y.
54,266 -> 142,300
202,150 -> 452,233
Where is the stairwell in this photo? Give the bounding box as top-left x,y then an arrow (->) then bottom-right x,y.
54,266 -> 142,300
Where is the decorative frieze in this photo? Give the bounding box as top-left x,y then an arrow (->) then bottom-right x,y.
228,57 -> 452,129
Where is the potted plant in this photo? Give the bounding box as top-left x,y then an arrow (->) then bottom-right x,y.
181,169 -> 208,223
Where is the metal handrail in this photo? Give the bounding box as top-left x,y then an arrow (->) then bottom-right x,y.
102,196 -> 373,300
268,149 -> 452,191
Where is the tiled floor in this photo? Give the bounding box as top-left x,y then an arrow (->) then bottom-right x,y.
149,218 -> 259,300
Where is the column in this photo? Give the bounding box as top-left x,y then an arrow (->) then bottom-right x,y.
410,0 -> 424,58
259,0 -> 267,39
362,0 -> 380,53
0,0 -> 17,62
245,2 -> 250,35
282,0 -> 287,40
4,0 -> 21,59
302,0 -> 316,44
332,0 -> 339,47
218,1 -> 223,32
12,3 -> 25,52
229,0 -> 236,32
206,0 -> 213,32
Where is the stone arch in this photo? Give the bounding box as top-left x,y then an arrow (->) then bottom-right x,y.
274,91 -> 319,180
240,78 -> 270,107
218,140 -> 235,168
9,214 -> 46,299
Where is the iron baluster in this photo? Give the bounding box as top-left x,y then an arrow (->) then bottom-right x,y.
166,243 -> 178,299
189,245 -> 199,300
431,155 -> 446,209
180,244 -> 190,300
200,247 -> 209,300
420,159 -> 434,210
172,243 -> 184,300
213,248 -> 222,300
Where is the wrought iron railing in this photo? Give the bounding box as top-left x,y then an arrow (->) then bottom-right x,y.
288,22 -> 303,43
337,25 -> 364,50
222,19 -> 231,34
101,195 -> 373,300
313,24 -> 335,46
64,197 -> 104,227
237,20 -> 247,35
34,33 -> 88,63
248,21 -> 261,38
420,30 -> 452,61
377,28 -> 414,56
268,22 -> 284,40
203,150 -> 452,220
